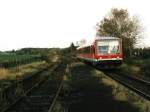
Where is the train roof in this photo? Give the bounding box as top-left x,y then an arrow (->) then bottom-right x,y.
95,36 -> 119,40
77,36 -> 120,50
76,42 -> 93,50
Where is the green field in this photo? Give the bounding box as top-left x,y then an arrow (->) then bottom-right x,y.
0,53 -> 40,62
0,53 -> 42,68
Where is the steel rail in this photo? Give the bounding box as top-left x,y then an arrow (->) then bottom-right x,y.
116,72 -> 150,85
103,71 -> 150,101
85,63 -> 150,101
48,77 -> 64,112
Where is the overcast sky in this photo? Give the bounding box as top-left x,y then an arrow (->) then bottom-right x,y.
0,0 -> 150,51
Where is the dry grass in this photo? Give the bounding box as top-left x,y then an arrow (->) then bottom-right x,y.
96,69 -> 150,111
0,61 -> 48,80
0,68 -> 11,79
119,63 -> 141,76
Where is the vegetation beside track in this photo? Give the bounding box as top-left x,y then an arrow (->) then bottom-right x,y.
118,58 -> 150,81
0,61 -> 49,93
100,72 -> 150,112
0,53 -> 42,68
3,60 -> 65,112
0,61 -> 48,80
0,53 -> 40,61
0,48 -> 61,68
0,48 -> 61,84
0,62 -> 60,112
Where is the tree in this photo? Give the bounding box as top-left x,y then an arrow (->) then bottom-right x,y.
96,8 -> 142,57
70,42 -> 76,52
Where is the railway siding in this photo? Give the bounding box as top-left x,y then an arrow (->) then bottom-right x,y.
0,62 -> 60,112
3,60 -> 67,112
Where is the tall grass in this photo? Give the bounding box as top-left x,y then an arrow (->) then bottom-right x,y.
119,58 -> 150,80
0,53 -> 42,68
0,61 -> 47,80
0,68 -> 10,80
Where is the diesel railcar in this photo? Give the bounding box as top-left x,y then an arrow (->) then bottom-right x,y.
77,36 -> 123,68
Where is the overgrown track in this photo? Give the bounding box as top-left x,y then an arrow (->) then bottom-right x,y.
1,62 -> 66,112
0,64 -> 51,112
101,69 -> 150,101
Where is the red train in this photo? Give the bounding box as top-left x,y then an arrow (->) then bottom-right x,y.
77,36 -> 123,68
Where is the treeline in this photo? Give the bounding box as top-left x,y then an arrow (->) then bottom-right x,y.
11,48 -> 53,55
60,43 -> 76,56
132,47 -> 150,59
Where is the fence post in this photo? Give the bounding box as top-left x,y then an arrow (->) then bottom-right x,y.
15,76 -> 24,96
0,84 -> 8,110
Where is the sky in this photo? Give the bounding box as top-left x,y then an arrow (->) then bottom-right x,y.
0,0 -> 150,51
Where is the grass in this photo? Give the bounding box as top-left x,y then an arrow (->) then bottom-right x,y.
0,52 -> 40,62
119,63 -> 141,76
0,52 -> 42,69
94,66 -> 150,112
0,61 -> 48,81
119,58 -> 150,80
96,68 -> 150,112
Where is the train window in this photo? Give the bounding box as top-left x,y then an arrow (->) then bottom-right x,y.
77,45 -> 94,54
97,40 -> 120,55
98,46 -> 109,54
109,46 -> 119,54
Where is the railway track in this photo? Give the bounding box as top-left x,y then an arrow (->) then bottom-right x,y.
72,59 -> 150,102
1,61 -> 66,112
80,60 -> 150,101
101,69 -> 150,101
0,64 -> 51,111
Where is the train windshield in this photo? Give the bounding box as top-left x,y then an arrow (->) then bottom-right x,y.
97,40 -> 120,55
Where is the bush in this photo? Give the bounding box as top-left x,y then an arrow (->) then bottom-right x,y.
140,60 -> 150,78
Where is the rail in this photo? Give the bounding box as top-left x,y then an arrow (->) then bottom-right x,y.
103,71 -> 150,101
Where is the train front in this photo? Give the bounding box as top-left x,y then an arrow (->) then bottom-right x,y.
95,37 -> 123,67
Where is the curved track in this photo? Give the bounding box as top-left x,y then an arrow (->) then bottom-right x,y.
81,58 -> 150,101
100,69 -> 150,101
70,58 -> 150,101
